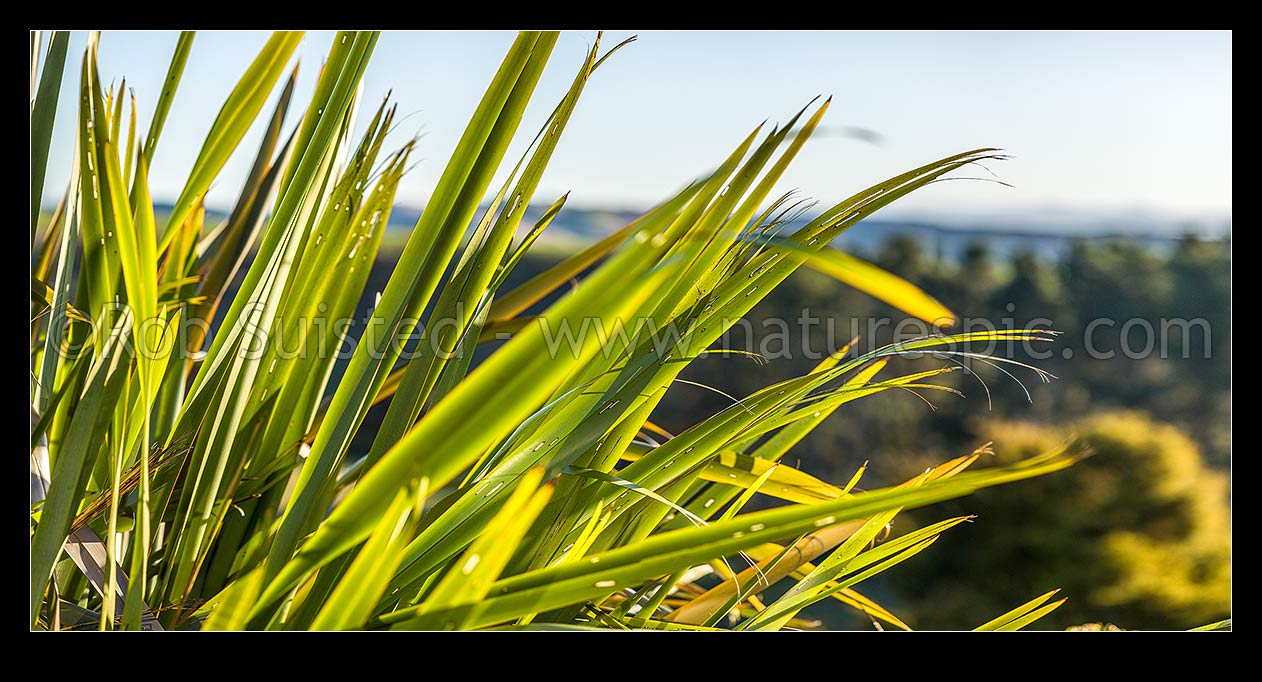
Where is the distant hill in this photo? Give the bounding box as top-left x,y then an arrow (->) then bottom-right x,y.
382,201 -> 1228,259
142,200 -> 1229,263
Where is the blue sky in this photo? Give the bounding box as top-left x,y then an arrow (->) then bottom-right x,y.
40,30 -> 1232,226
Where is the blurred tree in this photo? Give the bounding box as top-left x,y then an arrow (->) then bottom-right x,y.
1165,236 -> 1232,466
876,234 -> 931,282
891,410 -> 1231,630
946,242 -> 1002,314
995,250 -> 1067,324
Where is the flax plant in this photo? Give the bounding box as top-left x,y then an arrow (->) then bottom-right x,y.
31,30 -> 1084,631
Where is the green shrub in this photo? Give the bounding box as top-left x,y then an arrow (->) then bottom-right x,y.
894,411 -> 1231,630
